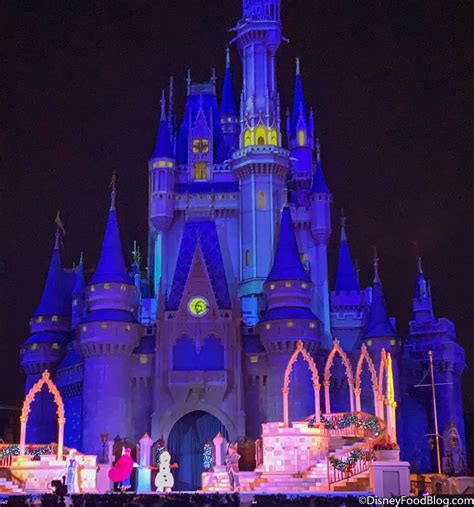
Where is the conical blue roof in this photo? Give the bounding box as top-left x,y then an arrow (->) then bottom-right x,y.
72,260 -> 85,296
89,207 -> 132,285
335,227 -> 360,291
220,50 -> 237,117
33,235 -> 68,317
291,60 -> 307,133
414,258 -> 429,299
365,281 -> 397,338
151,97 -> 174,159
311,159 -> 330,194
267,207 -> 310,282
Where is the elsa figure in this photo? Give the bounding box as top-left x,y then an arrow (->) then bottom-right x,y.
66,449 -> 80,494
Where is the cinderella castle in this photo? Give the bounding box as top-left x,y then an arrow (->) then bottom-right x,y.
21,0 -> 467,490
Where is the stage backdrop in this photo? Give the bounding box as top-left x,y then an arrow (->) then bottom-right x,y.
168,410 -> 229,490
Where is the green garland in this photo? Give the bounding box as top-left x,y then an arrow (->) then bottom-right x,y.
309,412 -> 381,435
329,448 -> 363,472
203,442 -> 212,470
0,445 -> 53,457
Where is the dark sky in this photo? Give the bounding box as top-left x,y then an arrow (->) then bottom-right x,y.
1,0 -> 472,428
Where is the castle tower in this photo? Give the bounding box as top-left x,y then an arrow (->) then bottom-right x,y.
403,258 -> 467,474
148,91 -> 176,296
79,182 -> 140,456
287,58 -> 314,206
258,207 -> 321,422
233,0 -> 289,315
330,212 -> 368,350
309,141 -> 332,342
21,222 -> 71,443
220,48 -> 239,154
71,254 -> 85,329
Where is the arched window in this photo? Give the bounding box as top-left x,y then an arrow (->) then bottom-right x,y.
256,126 -> 266,146
270,128 -> 278,146
244,130 -> 252,147
194,162 -> 208,180
245,249 -> 251,266
173,336 -> 197,370
298,129 -> 306,146
199,335 -> 224,370
259,191 -> 265,209
158,171 -> 164,191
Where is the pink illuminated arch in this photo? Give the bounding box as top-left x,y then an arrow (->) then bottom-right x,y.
282,340 -> 321,426
324,339 -> 355,413
354,343 -> 379,415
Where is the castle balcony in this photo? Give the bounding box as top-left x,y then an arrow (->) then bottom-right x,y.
167,370 -> 228,404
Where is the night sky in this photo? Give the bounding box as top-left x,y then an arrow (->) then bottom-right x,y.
1,0 -> 472,444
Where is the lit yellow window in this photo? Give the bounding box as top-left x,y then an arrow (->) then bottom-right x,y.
158,160 -> 166,167
256,126 -> 266,145
31,344 -> 39,351
244,130 -> 252,147
298,129 -> 305,146
270,128 -> 278,146
259,191 -> 265,209
52,315 -> 58,322
82,325 -> 87,332
367,339 -> 373,346
52,343 -> 60,350
36,316 -> 43,323
302,282 -> 307,289
390,339 -> 396,346
104,283 -> 110,290
101,323 -> 108,330
125,325 -> 131,332
265,323 -> 271,330
90,286 -> 95,292
120,284 -> 127,292
250,355 -> 259,363
167,161 -> 173,168
270,283 -> 275,290
309,322 -> 316,329
245,249 -> 251,267
140,355 -> 148,364
285,282 -> 292,288
194,162 -> 207,180
192,139 -> 200,153
287,321 -> 294,327
201,139 -> 209,153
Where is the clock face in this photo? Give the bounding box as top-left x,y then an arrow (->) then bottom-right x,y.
188,296 -> 209,317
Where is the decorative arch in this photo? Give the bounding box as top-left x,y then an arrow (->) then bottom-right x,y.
355,343 -> 379,415
282,340 -> 321,426
324,339 -> 355,414
378,348 -> 388,419
19,370 -> 65,460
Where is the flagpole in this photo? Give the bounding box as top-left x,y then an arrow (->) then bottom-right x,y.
428,350 -> 442,475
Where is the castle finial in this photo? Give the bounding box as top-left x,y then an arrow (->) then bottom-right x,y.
417,255 -> 423,274
160,90 -> 166,121
355,259 -> 360,284
296,57 -> 300,75
373,246 -> 380,283
54,211 -> 65,250
316,137 -> 321,162
226,47 -> 231,67
211,67 -> 217,85
110,171 -> 117,211
340,208 -> 347,230
79,251 -> 84,265
187,69 -> 192,94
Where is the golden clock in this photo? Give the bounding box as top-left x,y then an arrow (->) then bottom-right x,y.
188,296 -> 209,317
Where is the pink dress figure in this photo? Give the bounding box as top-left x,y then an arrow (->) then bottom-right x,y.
108,448 -> 138,492
225,443 -> 241,492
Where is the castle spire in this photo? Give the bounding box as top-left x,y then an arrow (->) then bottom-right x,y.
311,139 -> 330,194
291,57 -> 307,132
266,207 -> 310,282
220,48 -> 237,117
335,210 -> 360,292
151,91 -> 174,159
365,250 -> 397,339
33,218 -> 67,316
90,179 -> 132,285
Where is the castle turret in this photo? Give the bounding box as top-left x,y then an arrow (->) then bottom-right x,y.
258,207 -> 320,421
287,58 -> 314,206
21,220 -> 71,443
233,0 -> 289,313
330,212 -> 368,350
412,256 -> 434,324
71,253 -> 85,329
148,91 -> 176,295
220,48 -> 239,154
309,140 -> 331,341
80,181 -> 140,456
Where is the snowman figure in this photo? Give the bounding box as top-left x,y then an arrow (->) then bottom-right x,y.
155,450 -> 176,492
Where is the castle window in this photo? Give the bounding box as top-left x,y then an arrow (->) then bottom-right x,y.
244,130 -> 252,147
301,282 -> 307,289
192,138 -> 209,153
270,128 -> 278,146
90,286 -> 95,292
51,315 -> 58,322
259,191 -> 265,209
192,139 -> 200,153
367,339 -> 373,346
104,283 -> 110,290
201,139 -> 209,153
36,316 -> 43,323
265,323 -> 271,330
52,343 -> 60,350
287,321 -> 294,327
158,160 -> 166,167
270,283 -> 275,290
309,322 -> 316,329
31,344 -> 39,351
245,249 -> 251,266
158,171 -> 164,190
298,129 -> 305,146
125,325 -> 131,332
101,323 -> 108,330
194,162 -> 208,180
140,355 -> 148,364
250,355 -> 259,363
256,126 -> 266,146
120,284 -> 127,292
285,281 -> 292,288
73,299 -> 78,306
390,339 -> 396,346
82,325 -> 87,332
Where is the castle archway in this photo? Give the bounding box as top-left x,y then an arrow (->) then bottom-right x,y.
324,339 -> 355,414
355,343 -> 379,415
20,370 -> 65,459
167,410 -> 229,490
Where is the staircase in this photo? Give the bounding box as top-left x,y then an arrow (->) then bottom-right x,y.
0,477 -> 24,494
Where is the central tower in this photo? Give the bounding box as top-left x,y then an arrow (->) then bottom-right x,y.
232,0 -> 289,322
